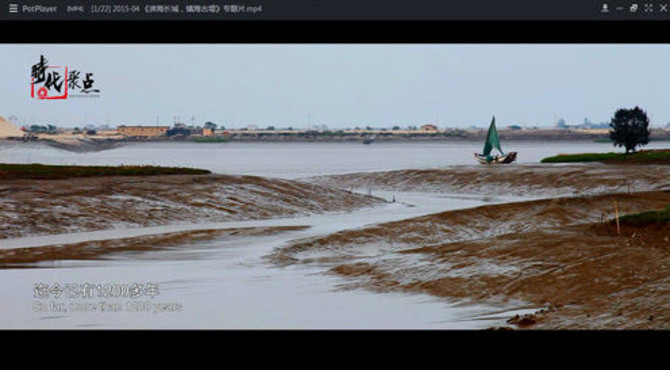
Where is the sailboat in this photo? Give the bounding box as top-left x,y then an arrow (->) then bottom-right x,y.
474,116 -> 517,164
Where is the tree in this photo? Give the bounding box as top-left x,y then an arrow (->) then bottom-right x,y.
392,126 -> 401,130
167,126 -> 192,137
204,122 -> 218,131
266,126 -> 275,130
609,106 -> 650,153
30,125 -> 47,133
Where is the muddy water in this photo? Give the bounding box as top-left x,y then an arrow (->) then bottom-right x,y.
0,140 -> 578,328
0,192 -> 537,329
3,140 -> 670,179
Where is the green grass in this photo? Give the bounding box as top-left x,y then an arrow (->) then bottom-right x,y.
0,163 -> 211,180
619,205 -> 670,226
541,149 -> 670,164
193,136 -> 229,143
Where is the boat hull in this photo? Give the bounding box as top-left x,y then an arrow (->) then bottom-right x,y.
474,151 -> 517,164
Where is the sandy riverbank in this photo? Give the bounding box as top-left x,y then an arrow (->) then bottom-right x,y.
305,164 -> 670,197
267,164 -> 670,329
2,162 -> 669,329
0,174 -> 382,240
271,190 -> 670,329
0,226 -> 309,268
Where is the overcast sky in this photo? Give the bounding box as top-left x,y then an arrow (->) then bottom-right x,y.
1,44 -> 669,128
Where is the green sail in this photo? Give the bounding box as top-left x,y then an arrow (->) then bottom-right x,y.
482,116 -> 504,158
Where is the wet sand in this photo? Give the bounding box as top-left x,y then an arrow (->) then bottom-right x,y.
0,226 -> 309,268
1,189 -> 529,329
0,174 -> 382,240
266,164 -> 670,329
306,164 -> 670,197
2,163 -> 669,328
272,189 -> 670,329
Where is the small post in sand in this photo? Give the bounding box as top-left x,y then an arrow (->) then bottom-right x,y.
615,200 -> 620,235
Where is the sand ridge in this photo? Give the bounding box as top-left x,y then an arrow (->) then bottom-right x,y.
306,164 -> 670,197
271,184 -> 670,329
0,174 -> 383,240
0,226 -> 310,268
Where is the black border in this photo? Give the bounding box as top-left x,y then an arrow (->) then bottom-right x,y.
4,18 -> 670,341
5,329 -> 668,356
2,20 -> 670,43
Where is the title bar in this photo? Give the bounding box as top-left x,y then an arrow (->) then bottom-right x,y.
1,0 -> 669,21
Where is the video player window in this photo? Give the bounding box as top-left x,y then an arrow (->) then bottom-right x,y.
1,2 -> 669,333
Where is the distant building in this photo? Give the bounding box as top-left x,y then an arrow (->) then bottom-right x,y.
202,128 -> 214,136
420,124 -> 438,131
117,125 -> 169,137
246,124 -> 258,131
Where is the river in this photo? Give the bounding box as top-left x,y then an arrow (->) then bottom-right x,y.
0,191 -> 537,329
2,140 -> 670,179
1,140 -> 666,328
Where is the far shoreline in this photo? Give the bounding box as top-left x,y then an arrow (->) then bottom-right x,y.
3,126 -> 670,147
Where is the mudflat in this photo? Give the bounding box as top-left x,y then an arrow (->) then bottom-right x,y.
0,174 -> 383,240
276,165 -> 670,329
306,164 -> 670,197
3,163 -> 669,329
